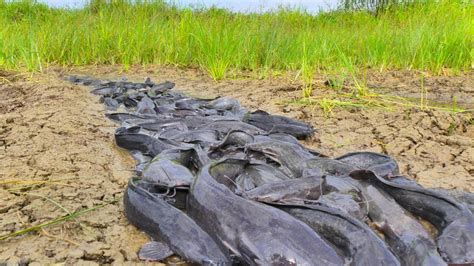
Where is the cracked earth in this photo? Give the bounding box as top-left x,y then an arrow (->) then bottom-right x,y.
0,67 -> 472,264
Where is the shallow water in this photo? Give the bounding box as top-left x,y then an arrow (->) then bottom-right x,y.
39,0 -> 339,13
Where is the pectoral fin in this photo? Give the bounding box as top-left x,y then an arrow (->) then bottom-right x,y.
138,241 -> 174,261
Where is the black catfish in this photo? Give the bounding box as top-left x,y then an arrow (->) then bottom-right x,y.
175,97 -> 212,110
149,81 -> 175,94
306,158 -> 359,176
243,110 -> 314,139
114,126 -> 178,157
129,150 -> 152,174
244,175 -> 324,203
348,175 -> 446,265
124,179 -> 231,265
204,97 -> 245,115
187,160 -> 344,265
126,120 -> 188,134
141,158 -> 195,188
245,140 -> 315,178
278,203 -> 400,266
136,95 -> 157,115
351,171 -> 474,264
211,130 -> 255,150
198,120 -> 265,138
167,129 -> 219,146
336,151 -> 399,178
158,146 -> 210,172
105,112 -> 156,123
319,192 -> 366,220
432,188 -> 474,213
235,161 -> 292,191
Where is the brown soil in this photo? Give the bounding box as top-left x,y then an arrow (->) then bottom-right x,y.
0,66 -> 473,264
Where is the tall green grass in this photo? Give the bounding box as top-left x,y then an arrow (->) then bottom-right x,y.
0,0 -> 472,79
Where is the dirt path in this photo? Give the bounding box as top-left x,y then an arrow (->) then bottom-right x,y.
0,67 -> 472,264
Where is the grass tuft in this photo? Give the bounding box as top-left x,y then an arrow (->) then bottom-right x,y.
0,203 -> 110,241
0,0 -> 471,80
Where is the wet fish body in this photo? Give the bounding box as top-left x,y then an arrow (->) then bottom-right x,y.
351,171 -> 474,264
115,126 -> 177,157
124,180 -> 231,265
349,176 -> 446,265
243,110 -> 314,139
244,175 -> 324,203
187,162 -> 344,265
278,203 -> 400,266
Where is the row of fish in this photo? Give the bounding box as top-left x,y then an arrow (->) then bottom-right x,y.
70,76 -> 474,266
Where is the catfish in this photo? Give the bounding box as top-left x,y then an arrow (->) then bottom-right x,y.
244,175 -> 324,203
245,140 -> 315,178
278,203 -> 400,266
187,160 -> 344,265
124,179 -> 231,264
351,170 -> 474,264
348,175 -> 446,265
114,126 -> 178,157
243,110 -> 314,139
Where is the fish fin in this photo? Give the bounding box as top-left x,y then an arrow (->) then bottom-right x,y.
251,110 -> 269,115
138,241 -> 173,261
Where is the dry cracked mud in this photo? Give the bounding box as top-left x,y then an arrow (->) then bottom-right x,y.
0,67 -> 472,264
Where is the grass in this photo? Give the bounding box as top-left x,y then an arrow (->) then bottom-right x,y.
0,203 -> 108,241
1,178 -> 76,192
0,0 -> 472,80
292,86 -> 474,117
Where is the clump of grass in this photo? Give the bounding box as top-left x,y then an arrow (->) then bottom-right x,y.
318,98 -> 368,117
0,0 -> 471,81
291,82 -> 473,117
0,203 -> 108,241
446,121 -> 457,136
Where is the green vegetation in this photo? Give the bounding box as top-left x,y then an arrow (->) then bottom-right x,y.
0,202 -> 109,241
0,0 -> 472,81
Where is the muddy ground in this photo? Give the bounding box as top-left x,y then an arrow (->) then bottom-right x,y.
0,67 -> 473,264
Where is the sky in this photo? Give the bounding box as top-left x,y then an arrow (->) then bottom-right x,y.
38,0 -> 339,13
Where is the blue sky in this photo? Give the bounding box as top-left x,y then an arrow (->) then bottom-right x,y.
39,0 -> 339,12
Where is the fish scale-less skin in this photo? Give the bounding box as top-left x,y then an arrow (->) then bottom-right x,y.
240,162 -> 291,188
306,158 -> 359,176
142,158 -> 194,187
115,127 -> 177,157
198,120 -> 265,137
246,140 -> 315,178
168,129 -> 219,145
336,152 -> 400,177
279,204 -> 400,266
188,164 -> 344,266
124,181 -> 231,265
437,215 -> 474,263
245,176 -> 323,203
362,173 -> 474,264
212,130 -> 255,150
353,180 -> 446,266
74,76 -> 474,265
243,110 -> 314,139
433,188 -> 474,213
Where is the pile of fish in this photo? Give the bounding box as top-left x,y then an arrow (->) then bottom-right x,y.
70,76 -> 474,265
